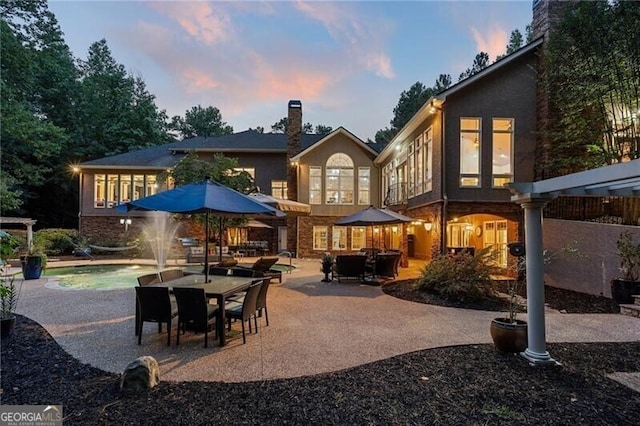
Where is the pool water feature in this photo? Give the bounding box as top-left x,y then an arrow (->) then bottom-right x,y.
44,264 -> 167,290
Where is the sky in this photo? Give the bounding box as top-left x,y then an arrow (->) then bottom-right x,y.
49,0 -> 534,141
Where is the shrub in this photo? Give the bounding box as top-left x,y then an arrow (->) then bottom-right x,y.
33,229 -> 81,256
414,247 -> 499,302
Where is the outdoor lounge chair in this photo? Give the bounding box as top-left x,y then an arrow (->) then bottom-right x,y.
332,255 -> 367,282
235,257 -> 282,283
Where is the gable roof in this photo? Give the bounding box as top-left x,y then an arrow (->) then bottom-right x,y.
375,37 -> 544,164
79,130 -> 325,169
290,127 -> 380,161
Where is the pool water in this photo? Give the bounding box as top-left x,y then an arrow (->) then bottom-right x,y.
43,263 -> 296,290
44,264 -> 163,290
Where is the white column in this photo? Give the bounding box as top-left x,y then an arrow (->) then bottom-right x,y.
519,199 -> 558,365
27,224 -> 34,253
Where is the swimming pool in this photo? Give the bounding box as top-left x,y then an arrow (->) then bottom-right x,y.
43,263 -> 296,290
44,264 -> 164,291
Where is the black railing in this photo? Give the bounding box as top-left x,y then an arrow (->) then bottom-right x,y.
384,183 -> 407,206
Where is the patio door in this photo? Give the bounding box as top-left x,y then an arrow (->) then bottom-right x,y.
278,226 -> 287,252
483,220 -> 507,268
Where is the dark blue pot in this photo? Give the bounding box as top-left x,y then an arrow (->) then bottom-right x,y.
20,256 -> 44,280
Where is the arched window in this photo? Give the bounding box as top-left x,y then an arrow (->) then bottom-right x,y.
326,153 -> 354,204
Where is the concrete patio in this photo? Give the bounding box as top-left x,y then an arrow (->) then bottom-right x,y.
14,257 -> 640,383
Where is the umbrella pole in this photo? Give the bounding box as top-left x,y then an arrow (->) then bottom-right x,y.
219,218 -> 224,264
205,211 -> 210,283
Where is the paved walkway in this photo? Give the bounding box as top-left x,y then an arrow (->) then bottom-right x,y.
14,257 -> 640,383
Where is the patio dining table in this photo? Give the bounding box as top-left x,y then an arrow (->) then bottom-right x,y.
152,274 -> 255,346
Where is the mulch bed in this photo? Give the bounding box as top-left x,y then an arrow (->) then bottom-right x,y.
383,279 -> 621,314
1,315 -> 639,425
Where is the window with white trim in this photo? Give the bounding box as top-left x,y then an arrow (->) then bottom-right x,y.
325,153 -> 354,204
460,118 -> 481,187
425,128 -> 433,192
94,174 -> 159,208
408,142 -> 415,197
492,118 -> 514,188
313,226 -> 328,250
351,227 -> 366,250
271,180 -> 288,199
415,134 -> 424,194
309,166 -> 322,204
332,226 -> 347,250
358,167 -> 370,205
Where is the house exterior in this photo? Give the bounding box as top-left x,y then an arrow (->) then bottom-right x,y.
375,39 -> 542,269
75,101 -> 383,258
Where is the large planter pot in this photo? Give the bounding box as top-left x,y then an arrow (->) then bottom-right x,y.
610,278 -> 638,304
1,316 -> 16,339
20,255 -> 44,280
490,318 -> 528,353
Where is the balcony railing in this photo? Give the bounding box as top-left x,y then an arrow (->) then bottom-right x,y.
384,182 -> 407,206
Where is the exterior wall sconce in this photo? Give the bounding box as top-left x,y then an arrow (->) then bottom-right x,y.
391,226 -> 398,233
120,218 -> 132,231
423,222 -> 432,231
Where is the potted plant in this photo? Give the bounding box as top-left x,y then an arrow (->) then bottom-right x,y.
611,231 -> 640,304
1,234 -> 22,338
20,249 -> 47,280
321,252 -> 334,282
490,255 -> 528,353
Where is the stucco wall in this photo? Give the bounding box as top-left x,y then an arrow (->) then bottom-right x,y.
543,219 -> 640,298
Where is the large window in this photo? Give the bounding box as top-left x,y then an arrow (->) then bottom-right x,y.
460,118 -> 481,187
325,153 -> 354,204
271,180 -> 288,199
332,226 -> 347,250
351,227 -> 366,250
309,166 -> 322,205
425,128 -> 433,192
408,142 -> 415,197
358,168 -> 370,205
492,118 -> 514,188
313,226 -> 328,250
94,174 -> 159,208
233,167 -> 255,180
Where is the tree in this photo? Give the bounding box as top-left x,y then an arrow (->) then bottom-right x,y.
314,124 -> 333,136
497,29 -> 525,60
458,52 -> 490,81
392,82 -> 435,131
433,74 -> 452,93
170,105 -> 233,139
543,1 -> 640,175
270,117 -> 319,134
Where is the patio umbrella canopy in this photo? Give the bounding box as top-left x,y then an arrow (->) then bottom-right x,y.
248,193 -> 311,215
335,205 -> 412,227
117,179 -> 285,282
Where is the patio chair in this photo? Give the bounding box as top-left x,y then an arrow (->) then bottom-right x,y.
208,266 -> 230,276
173,287 -> 219,348
226,280 -> 262,344
186,246 -> 206,263
256,278 -> 271,326
332,255 -> 367,282
374,253 -> 400,278
160,269 -> 184,282
134,273 -> 162,336
135,286 -> 178,346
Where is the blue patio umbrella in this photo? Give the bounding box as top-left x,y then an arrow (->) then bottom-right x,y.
117,179 -> 285,282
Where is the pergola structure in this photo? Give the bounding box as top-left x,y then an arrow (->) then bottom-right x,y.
507,159 -> 640,365
0,217 -> 37,252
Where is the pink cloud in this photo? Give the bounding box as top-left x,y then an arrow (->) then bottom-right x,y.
470,26 -> 508,61
149,1 -> 231,45
181,67 -> 221,92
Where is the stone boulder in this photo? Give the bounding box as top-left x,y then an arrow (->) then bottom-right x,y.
120,356 -> 160,392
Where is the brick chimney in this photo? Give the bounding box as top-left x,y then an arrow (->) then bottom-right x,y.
532,0 -> 574,179
286,100 -> 302,201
